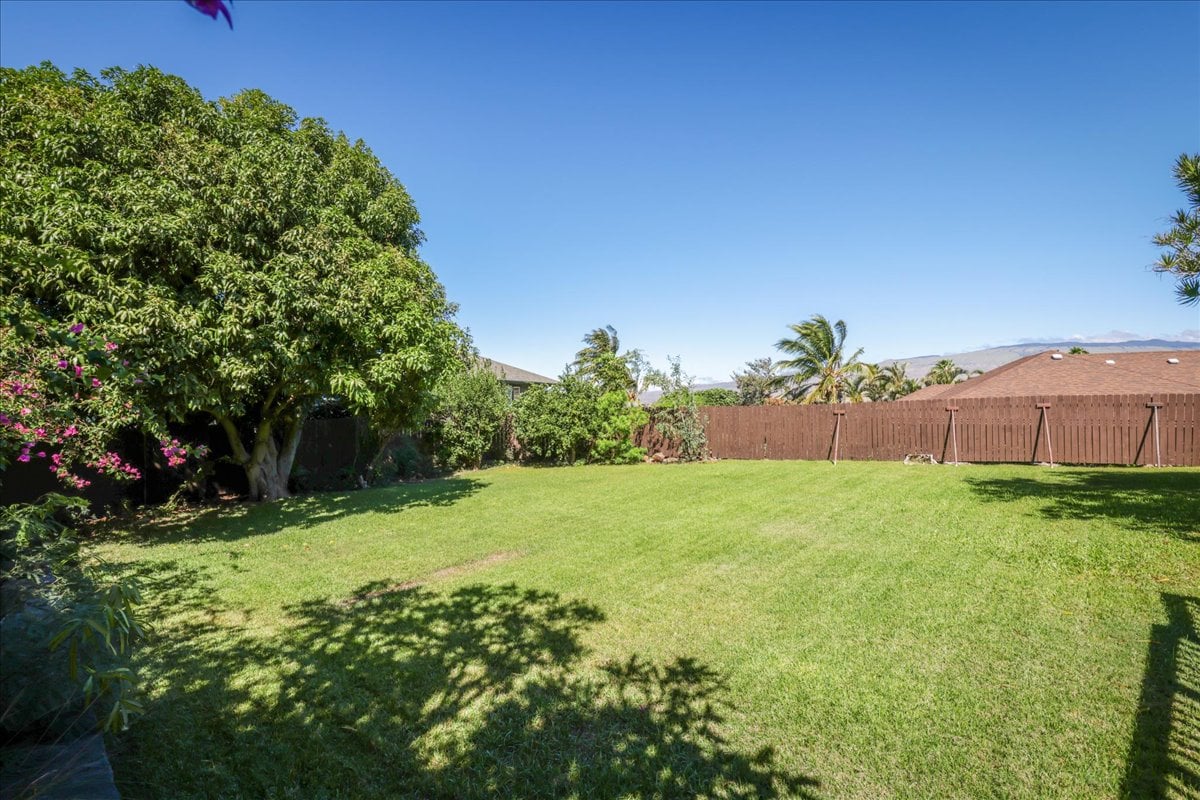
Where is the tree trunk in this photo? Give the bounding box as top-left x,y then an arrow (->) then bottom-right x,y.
214,407 -> 306,502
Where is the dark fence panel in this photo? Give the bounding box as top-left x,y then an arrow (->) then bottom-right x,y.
292,416 -> 369,488
640,394 -> 1200,466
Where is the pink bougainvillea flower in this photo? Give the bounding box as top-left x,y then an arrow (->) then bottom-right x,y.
91,378 -> 102,388
62,425 -> 78,438
185,0 -> 232,28
20,407 -> 32,416
17,454 -> 31,463
68,323 -> 84,334
74,365 -> 84,378
36,451 -> 46,459
104,342 -> 118,351
57,360 -> 69,369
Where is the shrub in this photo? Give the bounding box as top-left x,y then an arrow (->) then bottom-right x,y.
589,391 -> 649,464
645,357 -> 708,461
367,433 -> 436,484
429,365 -> 509,470
512,376 -> 599,464
693,388 -> 739,406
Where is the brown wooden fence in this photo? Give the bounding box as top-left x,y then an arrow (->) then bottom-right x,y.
638,394 -> 1200,466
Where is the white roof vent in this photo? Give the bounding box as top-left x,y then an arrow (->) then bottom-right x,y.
1050,353 -> 1063,360
1105,359 -> 1116,365
1167,357 -> 1180,364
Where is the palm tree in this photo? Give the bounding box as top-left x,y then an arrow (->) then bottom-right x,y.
774,315 -> 865,403
923,358 -> 968,386
575,325 -> 620,366
879,362 -> 917,400
856,362 -> 892,402
574,325 -> 639,395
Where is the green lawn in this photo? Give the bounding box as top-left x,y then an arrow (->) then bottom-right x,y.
92,461 -> 1199,799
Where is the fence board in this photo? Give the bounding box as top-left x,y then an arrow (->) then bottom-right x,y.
639,394 -> 1200,466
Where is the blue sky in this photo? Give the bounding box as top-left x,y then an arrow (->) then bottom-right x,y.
2,1 -> 1198,381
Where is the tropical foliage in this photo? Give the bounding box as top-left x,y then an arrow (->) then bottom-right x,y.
573,325 -> 647,397
1152,153 -> 1200,306
0,64 -> 463,500
923,359 -> 968,386
774,315 -> 865,403
0,314 -> 164,734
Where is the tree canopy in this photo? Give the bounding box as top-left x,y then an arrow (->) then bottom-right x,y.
731,358 -> 778,405
0,64 -> 463,498
1152,153 -> 1200,306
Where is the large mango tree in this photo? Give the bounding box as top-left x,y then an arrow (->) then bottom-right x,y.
1,64 -> 464,499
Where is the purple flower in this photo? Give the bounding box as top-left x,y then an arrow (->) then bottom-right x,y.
91,378 -> 102,388
57,360 -> 69,369
68,323 -> 84,334
17,454 -> 31,463
185,0 -> 232,28
74,365 -> 84,378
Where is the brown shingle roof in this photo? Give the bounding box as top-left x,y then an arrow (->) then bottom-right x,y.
479,358 -> 557,386
898,351 -> 1200,400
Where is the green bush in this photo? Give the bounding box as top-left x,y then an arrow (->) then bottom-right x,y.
513,378 -> 647,466
590,391 -> 649,464
692,388 -> 739,406
645,358 -> 708,461
429,365 -> 509,470
512,376 -> 599,464
368,434 -> 436,483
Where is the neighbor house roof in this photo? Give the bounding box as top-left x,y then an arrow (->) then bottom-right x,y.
479,358 -> 557,386
899,351 -> 1200,401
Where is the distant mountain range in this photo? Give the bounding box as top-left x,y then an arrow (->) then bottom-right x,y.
641,339 -> 1200,402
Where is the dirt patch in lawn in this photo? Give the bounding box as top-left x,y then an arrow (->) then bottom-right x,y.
338,550 -> 523,607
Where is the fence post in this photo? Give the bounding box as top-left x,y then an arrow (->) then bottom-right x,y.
1035,403 -> 1054,467
831,408 -> 846,465
1146,401 -> 1163,467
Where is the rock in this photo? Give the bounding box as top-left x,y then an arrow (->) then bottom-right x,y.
651,452 -> 665,463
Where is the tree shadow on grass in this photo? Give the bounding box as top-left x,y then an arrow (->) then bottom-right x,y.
1122,593 -> 1200,799
964,470 -> 1200,542
112,570 -> 820,799
111,476 -> 486,546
